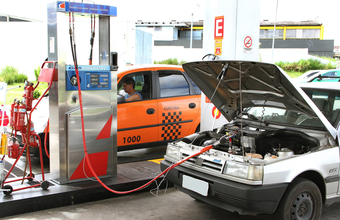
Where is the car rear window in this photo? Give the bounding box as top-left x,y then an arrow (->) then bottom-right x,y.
158,71 -> 190,98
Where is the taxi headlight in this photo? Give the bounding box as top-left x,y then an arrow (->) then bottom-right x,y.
223,161 -> 263,181
165,145 -> 180,161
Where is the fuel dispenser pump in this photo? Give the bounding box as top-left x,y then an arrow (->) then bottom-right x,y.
47,1 -> 118,185
0,1 -> 215,197
43,1 -> 218,196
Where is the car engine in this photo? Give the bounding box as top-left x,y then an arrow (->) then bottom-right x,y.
181,121 -> 320,159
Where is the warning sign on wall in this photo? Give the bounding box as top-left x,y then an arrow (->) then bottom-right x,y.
243,35 -> 253,53
214,16 -> 224,56
215,39 -> 222,56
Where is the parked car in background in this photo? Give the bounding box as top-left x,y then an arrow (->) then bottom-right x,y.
161,60 -> 340,219
294,69 -> 340,83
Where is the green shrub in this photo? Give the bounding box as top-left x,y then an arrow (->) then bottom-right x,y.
16,74 -> 28,83
154,58 -> 186,65
34,66 -> 41,81
275,58 -> 336,73
33,90 -> 41,99
0,66 -> 28,85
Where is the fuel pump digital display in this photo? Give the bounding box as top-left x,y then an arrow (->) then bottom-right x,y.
66,65 -> 111,91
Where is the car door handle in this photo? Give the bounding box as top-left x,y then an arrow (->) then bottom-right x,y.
189,103 -> 196,109
146,108 -> 155,114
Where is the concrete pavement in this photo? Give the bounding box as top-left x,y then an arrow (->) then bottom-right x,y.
3,186 -> 340,220
2,142 -> 340,220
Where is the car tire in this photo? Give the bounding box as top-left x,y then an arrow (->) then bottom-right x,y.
273,177 -> 322,220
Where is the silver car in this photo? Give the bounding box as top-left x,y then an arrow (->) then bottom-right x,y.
161,60 -> 340,220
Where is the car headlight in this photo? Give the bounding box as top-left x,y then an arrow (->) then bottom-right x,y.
223,161 -> 263,181
165,144 -> 181,161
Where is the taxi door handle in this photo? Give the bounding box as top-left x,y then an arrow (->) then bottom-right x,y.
146,108 -> 155,114
189,103 -> 196,109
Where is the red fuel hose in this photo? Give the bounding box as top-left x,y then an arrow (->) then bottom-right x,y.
75,67 -> 212,193
75,63 -> 212,193
70,14 -> 213,194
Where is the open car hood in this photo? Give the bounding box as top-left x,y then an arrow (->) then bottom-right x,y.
183,60 -> 336,137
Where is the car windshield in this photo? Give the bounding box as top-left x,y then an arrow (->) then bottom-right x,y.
242,107 -> 324,129
242,88 -> 340,129
310,71 -> 340,83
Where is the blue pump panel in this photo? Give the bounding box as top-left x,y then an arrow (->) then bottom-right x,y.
66,65 -> 111,91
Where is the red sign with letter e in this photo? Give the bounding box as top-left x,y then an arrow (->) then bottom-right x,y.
214,16 -> 224,39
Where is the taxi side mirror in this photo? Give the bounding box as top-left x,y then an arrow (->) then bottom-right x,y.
117,94 -> 126,103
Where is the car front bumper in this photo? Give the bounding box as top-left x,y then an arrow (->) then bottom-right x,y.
160,159 -> 288,215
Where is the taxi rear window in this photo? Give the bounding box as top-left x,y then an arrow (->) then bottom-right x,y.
158,71 -> 190,98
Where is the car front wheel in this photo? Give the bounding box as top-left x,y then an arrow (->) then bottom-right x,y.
273,178 -> 322,220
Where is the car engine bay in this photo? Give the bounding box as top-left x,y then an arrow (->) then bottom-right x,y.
181,121 -> 332,160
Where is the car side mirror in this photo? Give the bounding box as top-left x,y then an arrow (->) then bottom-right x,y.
117,94 -> 126,103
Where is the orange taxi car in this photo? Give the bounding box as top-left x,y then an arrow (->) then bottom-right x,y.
116,65 -> 201,150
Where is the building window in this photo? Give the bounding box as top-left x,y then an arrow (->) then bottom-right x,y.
180,30 -> 190,39
302,29 -> 320,38
173,28 -> 178,40
179,30 -> 203,40
261,27 -> 321,39
260,29 -> 284,38
193,30 -> 202,40
285,29 -> 296,38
